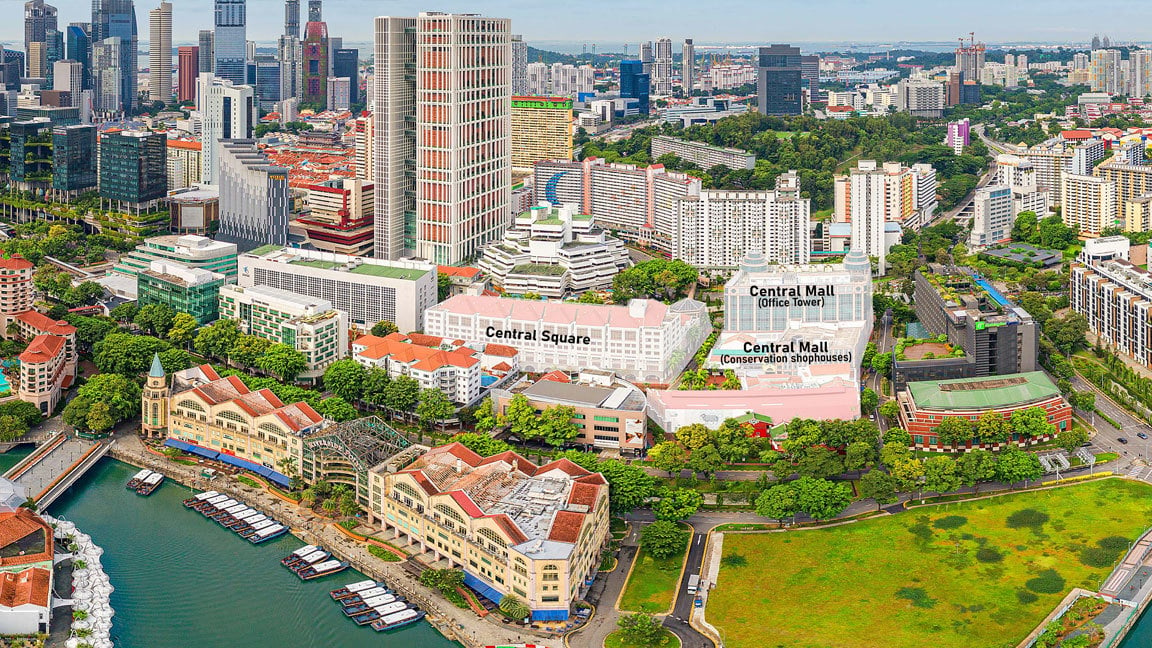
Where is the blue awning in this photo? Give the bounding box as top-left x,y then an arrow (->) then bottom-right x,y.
216,453 -> 291,488
463,571 -> 504,604
165,438 -> 220,460
531,608 -> 570,622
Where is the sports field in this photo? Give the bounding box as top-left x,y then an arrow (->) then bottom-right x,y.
708,479 -> 1152,648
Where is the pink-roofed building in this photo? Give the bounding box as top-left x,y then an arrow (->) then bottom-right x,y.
423,294 -> 710,384
352,333 -> 483,404
646,378 -> 862,434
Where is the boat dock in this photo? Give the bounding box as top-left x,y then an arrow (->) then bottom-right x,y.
5,432 -> 112,508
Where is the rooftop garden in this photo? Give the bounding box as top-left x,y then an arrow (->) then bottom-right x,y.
895,335 -> 966,362
510,263 -> 567,277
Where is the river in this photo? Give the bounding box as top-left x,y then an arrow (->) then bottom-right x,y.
38,457 -> 462,648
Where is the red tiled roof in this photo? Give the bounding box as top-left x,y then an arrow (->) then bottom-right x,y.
0,255 -> 32,271
18,334 -> 64,364
437,265 -> 482,279
536,458 -> 591,478
485,513 -> 529,546
547,510 -> 585,543
15,311 -> 75,336
1061,129 -> 1093,140
0,568 -> 50,609
166,139 -> 201,151
407,333 -> 444,347
540,370 -> 570,383
484,344 -> 518,358
0,509 -> 52,569
448,490 -> 484,518
478,450 -> 538,475
567,482 -> 601,510
492,361 -> 512,372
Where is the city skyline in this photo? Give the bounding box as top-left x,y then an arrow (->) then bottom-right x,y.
5,0 -> 1152,48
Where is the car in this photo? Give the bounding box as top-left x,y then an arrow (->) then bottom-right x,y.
694,598 -> 703,609
1139,433 -> 1149,440
1119,437 -> 1129,444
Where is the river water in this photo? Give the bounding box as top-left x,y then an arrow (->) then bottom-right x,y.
38,457 -> 462,648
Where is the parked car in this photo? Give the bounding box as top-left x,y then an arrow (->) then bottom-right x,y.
1138,432 -> 1149,440
1119,437 -> 1129,444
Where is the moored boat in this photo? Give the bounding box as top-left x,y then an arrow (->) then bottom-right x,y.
127,469 -> 153,490
342,593 -> 397,615
371,609 -> 425,632
230,514 -> 269,531
287,550 -> 330,572
248,524 -> 288,544
329,580 -> 377,601
136,472 -> 164,496
226,510 -> 262,529
338,588 -> 390,606
183,491 -> 219,507
280,545 -> 319,567
298,559 -> 348,580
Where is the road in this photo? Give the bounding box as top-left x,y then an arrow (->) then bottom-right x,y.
662,529 -> 714,648
1068,368 -> 1152,462
920,124 -> 1008,228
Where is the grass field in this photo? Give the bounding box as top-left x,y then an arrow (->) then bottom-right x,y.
708,479 -> 1152,648
619,523 -> 690,614
604,627 -> 679,648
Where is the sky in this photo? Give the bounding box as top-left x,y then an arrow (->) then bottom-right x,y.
4,0 -> 1152,49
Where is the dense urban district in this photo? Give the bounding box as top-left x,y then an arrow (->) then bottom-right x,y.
5,4 -> 1152,648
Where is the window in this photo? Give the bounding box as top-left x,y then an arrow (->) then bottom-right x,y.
176,400 -> 205,412
593,415 -> 619,423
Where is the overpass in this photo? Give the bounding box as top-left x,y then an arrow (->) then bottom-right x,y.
4,432 -> 113,509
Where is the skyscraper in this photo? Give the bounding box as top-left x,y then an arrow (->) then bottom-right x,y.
1089,49 -> 1123,95
372,12 -> 512,264
65,24 -> 90,89
307,0 -> 321,22
954,39 -> 986,82
652,37 -> 672,95
511,34 -> 527,95
198,29 -> 214,74
148,1 -> 172,103
277,35 -> 301,103
332,48 -> 358,105
52,59 -> 82,104
177,46 -> 198,102
98,129 -> 168,207
756,44 -> 802,116
640,41 -> 653,75
682,39 -> 695,95
91,37 -> 123,113
91,0 -> 137,112
801,54 -> 820,101
302,21 -> 328,107
25,0 -> 58,67
214,0 -> 246,85
196,73 -> 254,185
619,59 -> 650,115
284,0 -> 299,38
254,55 -> 281,110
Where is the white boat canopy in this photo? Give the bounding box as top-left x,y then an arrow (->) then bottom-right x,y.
307,560 -> 343,573
344,580 -> 376,593
195,491 -> 219,500
130,469 -> 152,481
253,524 -> 285,538
291,545 -> 318,557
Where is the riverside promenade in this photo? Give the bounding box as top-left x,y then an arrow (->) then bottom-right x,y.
107,433 -> 555,648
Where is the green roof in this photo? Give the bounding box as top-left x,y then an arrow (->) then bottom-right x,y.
907,372 -> 1061,411
511,263 -> 567,276
249,244 -> 285,256
290,259 -> 343,270
348,264 -> 430,280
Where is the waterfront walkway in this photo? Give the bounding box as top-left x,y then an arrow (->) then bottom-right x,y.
108,433 -> 557,648
7,433 -> 110,507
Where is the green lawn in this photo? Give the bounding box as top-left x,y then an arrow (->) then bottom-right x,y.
709,479 -> 1152,648
619,524 -> 690,614
604,628 -> 679,648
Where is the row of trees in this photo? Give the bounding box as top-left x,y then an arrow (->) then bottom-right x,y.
193,319 -> 309,382
611,259 -> 698,304
0,221 -> 138,267
321,359 -> 454,428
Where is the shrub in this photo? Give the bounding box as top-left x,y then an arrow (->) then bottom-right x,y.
1025,569 -> 1066,594
368,544 -> 401,562
975,547 -> 1003,563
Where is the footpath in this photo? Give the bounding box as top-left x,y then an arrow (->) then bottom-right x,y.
107,434 -> 553,648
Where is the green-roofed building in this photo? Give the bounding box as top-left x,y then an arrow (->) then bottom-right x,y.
897,371 -> 1072,449
111,234 -> 239,280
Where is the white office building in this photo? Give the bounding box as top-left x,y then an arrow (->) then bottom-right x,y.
675,171 -> 811,268
217,139 -> 289,251
196,74 -> 254,185
968,185 -> 1013,250
424,295 -> 711,384
478,204 -> 628,299
237,246 -> 437,332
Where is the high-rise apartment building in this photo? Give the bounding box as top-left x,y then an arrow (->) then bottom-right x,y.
1089,49 -> 1123,95
510,97 -> 572,172
213,0 -> 246,85
332,48 -> 358,105
326,76 -> 349,110
166,140 -> 202,190
994,153 -> 1051,216
954,40 -> 985,82
1131,49 -> 1152,98
968,185 -> 1013,250
98,130 -> 167,207
372,12 -> 512,264
675,171 -> 811,267
836,160 -> 938,270
652,37 -> 672,95
511,35 -> 527,95
196,73 -> 254,185
550,63 -> 594,97
177,46 -> 198,102
353,115 -> 373,181
756,44 -> 802,115
148,2 -> 172,103
91,0 -> 137,112
945,118 -> 970,155
1061,173 -> 1117,237
640,41 -> 653,74
619,59 -> 650,115
217,139 -> 289,251
302,21 -> 328,107
284,0 -> 299,39
198,29 -> 214,74
682,39 -> 695,95
277,35 -> 301,103
296,177 -> 374,255
895,77 -> 945,117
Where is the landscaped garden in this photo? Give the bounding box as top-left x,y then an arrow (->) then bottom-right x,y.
619,522 -> 690,614
708,479 -> 1152,648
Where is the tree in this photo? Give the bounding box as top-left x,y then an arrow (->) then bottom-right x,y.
323,359 -> 366,402
61,396 -> 92,430
228,335 -> 273,368
109,302 -> 138,324
795,446 -> 845,480
890,457 -> 925,494
844,440 -> 877,472
157,348 -> 192,373
498,594 -> 531,621
316,396 -> 359,422
871,352 -> 893,377
878,399 -> 900,422
166,312 -> 199,347
450,432 -> 513,457
0,415 -> 28,442
598,459 -> 657,514
370,320 -> 399,337
437,272 -> 452,301
0,401 -> 43,428
472,396 -> 497,434
1011,210 -> 1038,243
362,367 -> 391,407
539,405 -> 580,447
339,492 -> 359,516
383,376 -> 421,416
617,613 -> 663,645
1071,391 -> 1096,412
500,394 -> 539,440
792,477 -> 852,520
712,418 -> 752,463
686,443 -> 726,478
648,441 -> 687,477
194,319 -> 241,359
933,416 -> 973,447
75,373 -> 142,423
958,448 -> 998,493
675,423 -> 713,451
93,332 -> 170,375
652,487 -> 703,521
975,411 -> 1010,444
1038,215 -> 1077,249
1056,426 -> 1090,453
576,291 -> 604,304
85,401 -> 115,434
416,388 -> 454,429
860,388 -> 879,414
995,447 -> 1044,487
858,469 -> 898,510
1010,406 -> 1055,439
639,520 -> 689,559
255,343 -> 308,382
922,455 -> 961,495
133,303 -> 177,337
755,483 -> 799,523
1045,312 -> 1090,355
64,314 -> 117,350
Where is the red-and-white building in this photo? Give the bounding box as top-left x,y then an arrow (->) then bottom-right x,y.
0,256 -> 77,413
18,335 -> 71,415
352,332 -> 518,405
294,178 -> 374,256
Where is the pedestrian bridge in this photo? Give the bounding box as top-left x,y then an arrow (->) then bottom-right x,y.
4,433 -> 112,508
